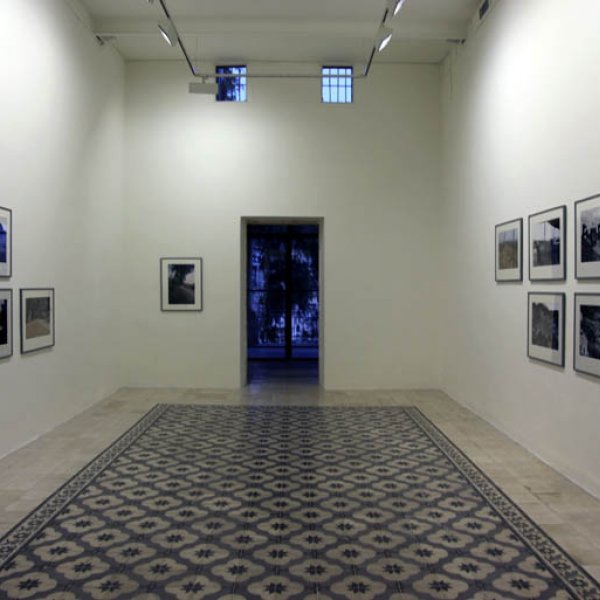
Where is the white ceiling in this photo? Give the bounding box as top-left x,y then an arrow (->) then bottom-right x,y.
80,0 -> 480,67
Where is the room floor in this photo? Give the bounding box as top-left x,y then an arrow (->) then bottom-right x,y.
0,386 -> 599,596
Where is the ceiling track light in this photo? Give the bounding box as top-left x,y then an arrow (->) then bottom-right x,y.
386,0 -> 406,19
376,24 -> 393,52
158,19 -> 178,47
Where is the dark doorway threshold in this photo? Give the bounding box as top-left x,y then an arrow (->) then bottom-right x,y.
247,359 -> 319,386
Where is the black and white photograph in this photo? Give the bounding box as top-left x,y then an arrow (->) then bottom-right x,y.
20,288 -> 55,354
574,294 -> 600,378
161,258 -> 203,311
575,193 -> 600,279
495,218 -> 522,282
528,292 -> 565,366
0,206 -> 12,278
529,206 -> 566,280
0,289 -> 12,359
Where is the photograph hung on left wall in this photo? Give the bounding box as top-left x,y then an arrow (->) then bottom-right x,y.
0,289 -> 12,359
161,258 -> 203,311
0,206 -> 12,278
20,288 -> 55,354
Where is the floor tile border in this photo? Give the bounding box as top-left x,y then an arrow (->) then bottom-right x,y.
407,407 -> 600,600
0,404 -> 169,566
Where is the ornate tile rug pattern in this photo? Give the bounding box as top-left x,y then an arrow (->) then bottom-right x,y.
0,405 -> 599,599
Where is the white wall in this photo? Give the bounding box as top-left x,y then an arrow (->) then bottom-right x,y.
0,0 -> 125,457
442,0 -> 600,496
122,62 -> 443,389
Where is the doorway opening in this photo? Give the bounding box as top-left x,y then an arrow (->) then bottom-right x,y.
245,223 -> 320,385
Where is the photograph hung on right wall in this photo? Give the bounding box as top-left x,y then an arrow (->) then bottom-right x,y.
574,293 -> 600,378
0,289 -> 12,359
529,206 -> 566,281
495,218 -> 523,282
528,292 -> 565,367
575,193 -> 600,279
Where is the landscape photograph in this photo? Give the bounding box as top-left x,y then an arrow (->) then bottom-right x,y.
533,218 -> 561,266
580,304 -> 600,360
581,206 -> 600,264
25,297 -> 51,339
498,227 -> 519,269
532,301 -> 559,350
168,264 -> 196,305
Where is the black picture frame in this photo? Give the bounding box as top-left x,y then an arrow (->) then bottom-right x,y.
574,293 -> 600,379
574,193 -> 600,280
20,288 -> 55,354
527,292 -> 565,367
0,206 -> 12,278
528,205 -> 567,281
160,258 -> 203,312
495,218 -> 523,282
0,289 -> 12,359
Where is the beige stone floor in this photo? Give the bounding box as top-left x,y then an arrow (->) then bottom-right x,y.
1,385 -> 599,583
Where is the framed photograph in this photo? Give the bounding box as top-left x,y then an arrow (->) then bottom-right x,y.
574,294 -> 600,378
495,218 -> 523,282
529,206 -> 566,281
20,288 -> 55,354
527,293 -> 565,367
575,193 -> 600,279
161,258 -> 203,311
0,289 -> 12,359
0,206 -> 12,278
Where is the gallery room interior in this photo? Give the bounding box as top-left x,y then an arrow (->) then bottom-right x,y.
1,0 -> 600,598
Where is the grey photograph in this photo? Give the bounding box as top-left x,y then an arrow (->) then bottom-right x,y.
498,226 -> 519,269
168,264 -> 196,305
580,304 -> 600,360
25,297 -> 51,339
581,206 -> 600,264
532,301 -> 560,350
533,218 -> 561,266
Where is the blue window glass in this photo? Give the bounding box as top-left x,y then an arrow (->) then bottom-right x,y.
216,65 -> 247,102
322,66 -> 353,104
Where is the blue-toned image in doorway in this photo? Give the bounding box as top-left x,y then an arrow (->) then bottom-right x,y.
247,224 -> 319,383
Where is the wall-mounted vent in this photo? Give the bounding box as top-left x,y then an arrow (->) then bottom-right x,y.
479,0 -> 490,20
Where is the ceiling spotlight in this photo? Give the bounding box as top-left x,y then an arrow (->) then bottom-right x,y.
376,24 -> 393,52
387,0 -> 406,17
158,20 -> 178,47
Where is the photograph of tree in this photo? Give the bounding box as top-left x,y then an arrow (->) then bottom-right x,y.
532,301 -> 560,350
161,258 -> 202,311
168,264 -> 196,305
580,304 -> 600,360
581,207 -> 600,264
528,293 -> 564,366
